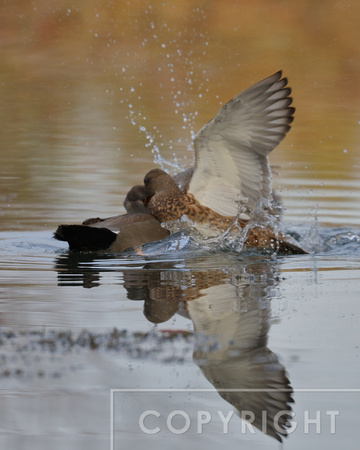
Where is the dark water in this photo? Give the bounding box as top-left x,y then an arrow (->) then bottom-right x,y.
1,1 -> 360,449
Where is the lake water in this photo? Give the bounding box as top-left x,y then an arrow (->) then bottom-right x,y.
1,2 -> 360,449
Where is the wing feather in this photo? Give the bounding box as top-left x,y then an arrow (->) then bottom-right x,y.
189,71 -> 294,215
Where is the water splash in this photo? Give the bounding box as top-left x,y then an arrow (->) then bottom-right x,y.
298,205 -> 325,253
159,198 -> 303,256
117,14 -> 212,173
324,230 -> 360,255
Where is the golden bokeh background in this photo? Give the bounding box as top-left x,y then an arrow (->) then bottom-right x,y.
1,0 -> 360,228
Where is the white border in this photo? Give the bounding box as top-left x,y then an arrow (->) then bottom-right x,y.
110,388 -> 360,450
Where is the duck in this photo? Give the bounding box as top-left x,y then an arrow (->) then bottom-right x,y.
144,169 -> 305,254
143,71 -> 307,254
81,185 -> 148,230
54,185 -> 169,252
55,71 -> 306,254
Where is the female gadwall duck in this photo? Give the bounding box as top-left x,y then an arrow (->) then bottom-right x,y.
54,185 -> 169,252
143,71 -> 306,254
144,169 -> 305,253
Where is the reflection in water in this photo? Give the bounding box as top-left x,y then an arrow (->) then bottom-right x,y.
55,252 -> 116,289
188,270 -> 293,443
55,253 -> 293,442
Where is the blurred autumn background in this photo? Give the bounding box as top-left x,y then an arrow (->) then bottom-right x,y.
1,0 -> 360,229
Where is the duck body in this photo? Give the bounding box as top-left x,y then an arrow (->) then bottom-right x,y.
54,185 -> 169,252
145,168 -> 306,254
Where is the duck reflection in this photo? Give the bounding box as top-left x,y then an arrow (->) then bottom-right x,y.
140,259 -> 293,442
187,272 -> 293,443
55,253 -> 293,441
55,252 -> 114,288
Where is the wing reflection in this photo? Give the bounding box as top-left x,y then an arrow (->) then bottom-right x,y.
187,271 -> 293,442
54,253 -> 293,441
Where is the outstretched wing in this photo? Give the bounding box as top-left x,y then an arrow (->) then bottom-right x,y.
189,71 -> 294,216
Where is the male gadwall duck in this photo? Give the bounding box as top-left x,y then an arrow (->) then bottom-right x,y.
54,185 -> 169,252
143,71 -> 307,254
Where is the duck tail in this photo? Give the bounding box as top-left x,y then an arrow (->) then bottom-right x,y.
54,225 -> 117,251
278,239 -> 308,255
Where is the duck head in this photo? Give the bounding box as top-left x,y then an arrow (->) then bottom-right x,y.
123,185 -> 148,214
144,168 -> 181,199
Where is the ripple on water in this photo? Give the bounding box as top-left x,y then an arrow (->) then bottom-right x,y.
0,226 -> 360,447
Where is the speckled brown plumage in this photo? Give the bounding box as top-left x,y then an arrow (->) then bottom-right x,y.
144,168 -> 307,254
148,189 -> 246,228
